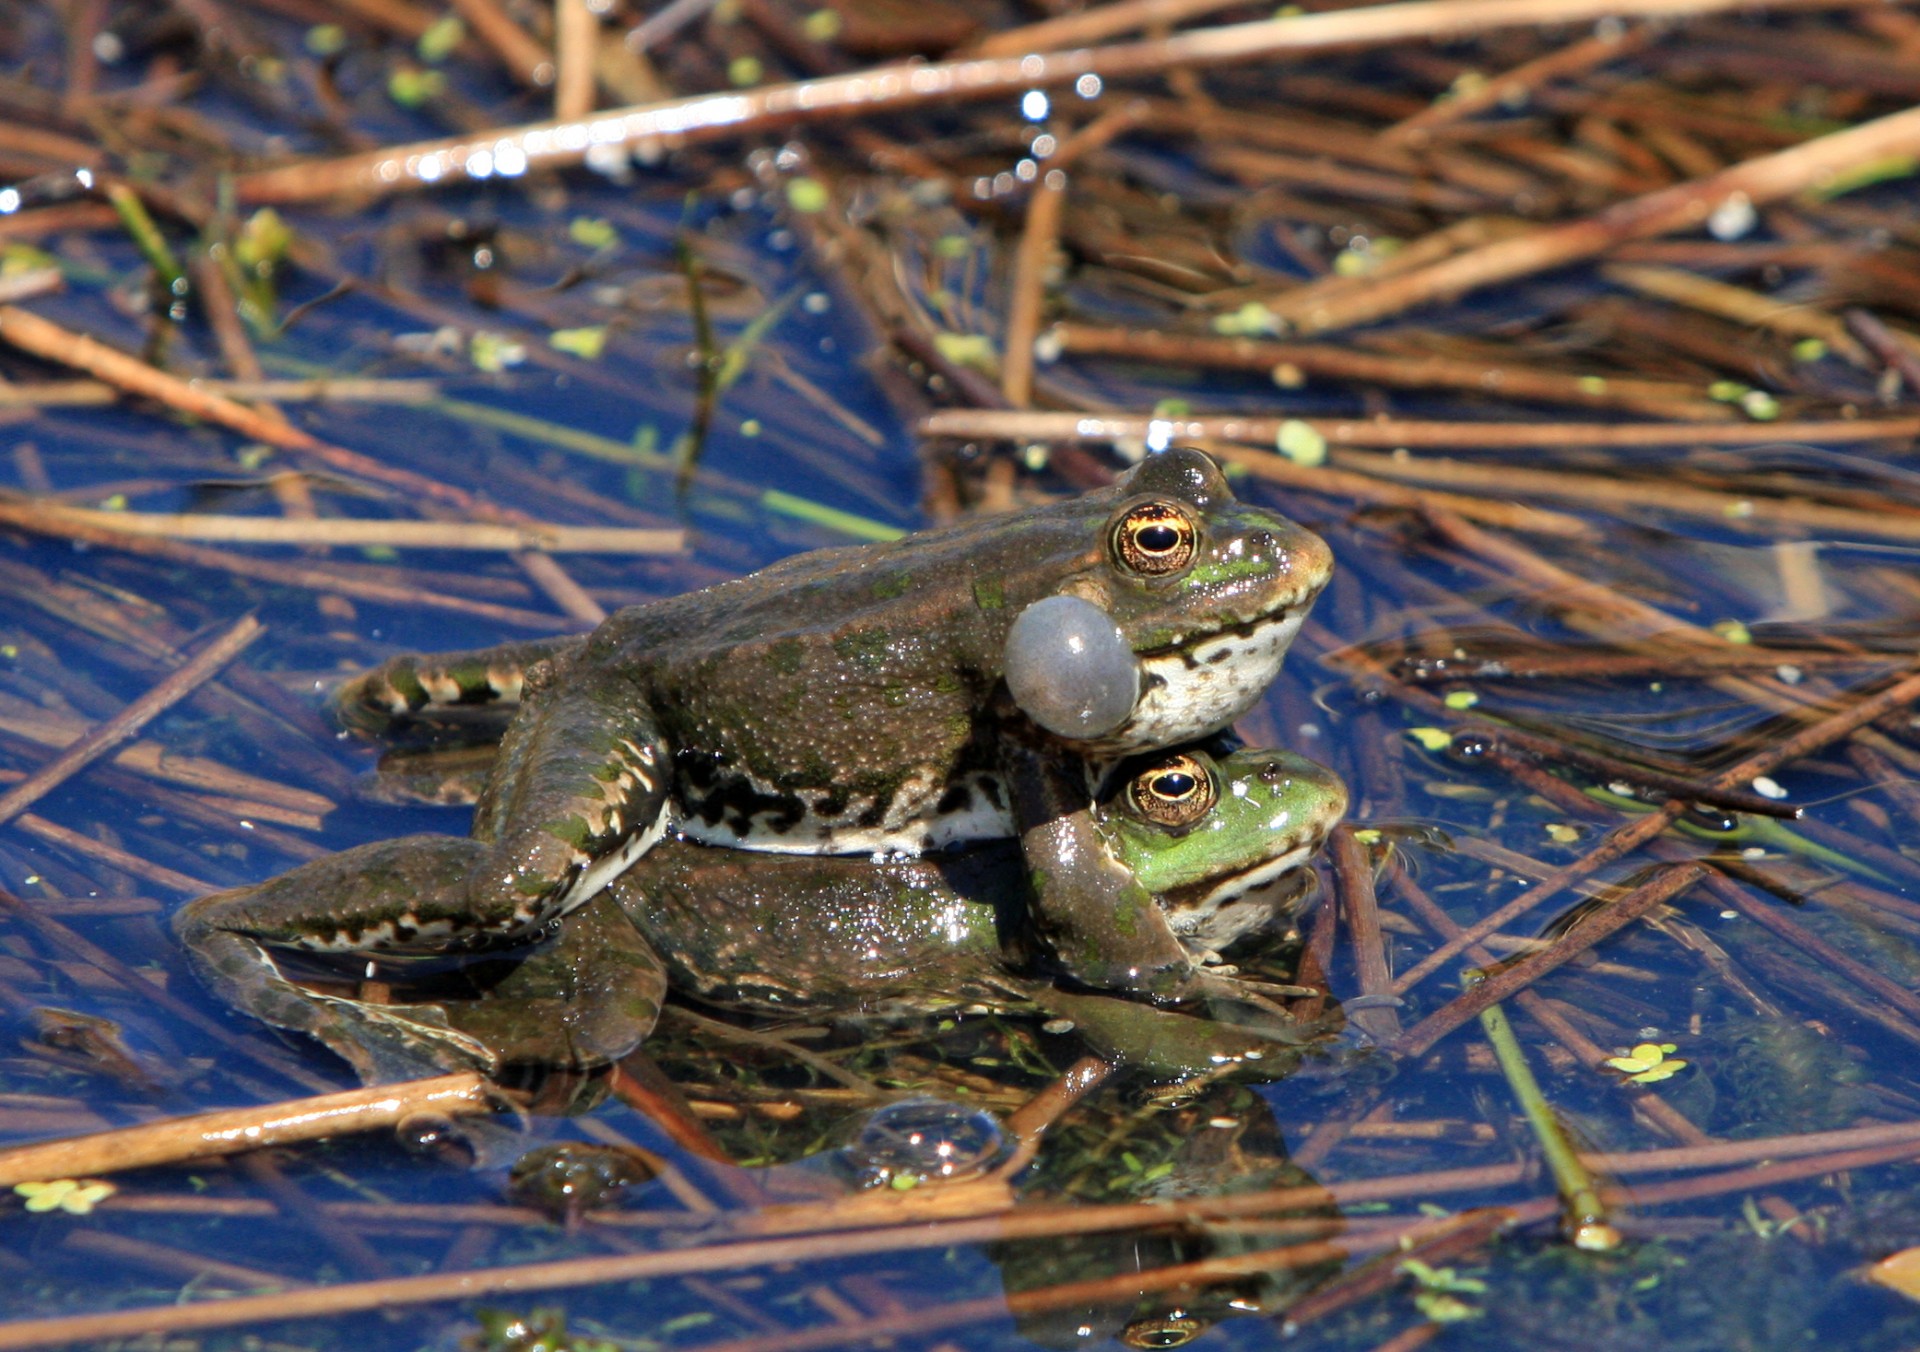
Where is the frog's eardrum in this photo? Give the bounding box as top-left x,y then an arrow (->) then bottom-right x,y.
1003,595 -> 1142,739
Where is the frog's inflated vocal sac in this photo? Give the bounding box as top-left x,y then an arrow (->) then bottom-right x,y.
176,743 -> 1347,1081
183,447 -> 1332,1021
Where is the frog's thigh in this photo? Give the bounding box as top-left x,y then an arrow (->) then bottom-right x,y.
174,845 -> 502,1082
334,636 -> 590,736
470,675 -> 672,930
438,894 -> 665,1070
176,836 -> 505,952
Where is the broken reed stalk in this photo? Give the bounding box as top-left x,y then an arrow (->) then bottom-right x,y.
232,0 -> 1862,204
918,408 -> 1920,449
0,1197 -> 1494,1349
0,499 -> 580,631
0,306 -> 506,518
1379,23 -> 1656,141
1331,826 -> 1402,1040
1050,322 -> 1728,419
0,615 -> 261,829
1387,860 -> 1711,1144
12,813 -> 210,893
0,1074 -> 495,1187
1203,443 -> 1594,537
0,890 -> 334,1093
1387,660 -> 1920,1001
1282,100 -> 1920,333
0,497 -> 685,555
1392,863 -> 1710,1059
1324,449 -> 1920,546
1475,991 -> 1618,1250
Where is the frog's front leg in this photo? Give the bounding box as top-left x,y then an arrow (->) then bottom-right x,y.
1005,742 -> 1294,1020
465,653 -> 674,933
333,636 -> 589,738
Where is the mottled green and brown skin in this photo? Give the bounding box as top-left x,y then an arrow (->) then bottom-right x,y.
175,744 -> 1345,1081
184,448 -> 1331,1008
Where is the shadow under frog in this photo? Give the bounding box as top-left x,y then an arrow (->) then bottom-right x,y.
988,1081 -> 1341,1348
179,741 -> 1346,1084
178,448 -> 1333,1063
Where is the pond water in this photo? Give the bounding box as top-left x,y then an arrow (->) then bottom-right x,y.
5,3 -> 1920,1350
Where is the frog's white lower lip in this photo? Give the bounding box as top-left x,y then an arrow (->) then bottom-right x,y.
1109,604 -> 1309,753
1163,841 -> 1318,948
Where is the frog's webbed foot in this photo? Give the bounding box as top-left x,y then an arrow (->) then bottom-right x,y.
1167,971 -> 1319,1047
176,919 -> 499,1083
333,636 -> 589,739
436,894 -> 666,1072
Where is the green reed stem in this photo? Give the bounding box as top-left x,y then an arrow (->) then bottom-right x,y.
1473,983 -> 1619,1251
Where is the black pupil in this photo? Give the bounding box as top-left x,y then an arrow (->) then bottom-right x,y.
1153,772 -> 1197,799
1135,522 -> 1181,553
1142,1332 -> 1188,1348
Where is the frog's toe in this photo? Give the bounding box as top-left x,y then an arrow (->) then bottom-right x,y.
305,993 -> 502,1083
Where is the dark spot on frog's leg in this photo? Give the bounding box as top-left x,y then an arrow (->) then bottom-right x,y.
937,782 -> 975,817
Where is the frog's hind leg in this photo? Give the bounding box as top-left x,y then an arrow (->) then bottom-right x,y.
174,838 -> 506,1082
334,636 -> 590,738
465,657 -> 674,938
436,893 -> 666,1072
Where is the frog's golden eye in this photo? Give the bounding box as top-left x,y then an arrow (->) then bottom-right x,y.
1123,1314 -> 1204,1348
1111,502 -> 1197,577
1127,753 -> 1216,828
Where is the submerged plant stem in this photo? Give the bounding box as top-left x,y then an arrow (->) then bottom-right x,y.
1475,992 -> 1618,1249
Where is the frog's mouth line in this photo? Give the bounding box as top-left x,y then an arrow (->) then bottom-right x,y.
1133,601 -> 1313,665
1158,839 -> 1318,922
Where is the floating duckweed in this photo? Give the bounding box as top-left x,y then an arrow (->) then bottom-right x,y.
1352,828 -> 1382,844
304,23 -> 347,56
15,1178 -> 116,1214
1408,727 -> 1455,752
1212,301 -> 1280,337
1152,398 -> 1192,418
1713,619 -> 1753,644
387,66 -> 445,107
1276,419 -> 1326,466
1603,1042 -> 1688,1084
1545,823 -> 1580,843
234,208 -> 292,276
1577,375 -> 1608,394
1707,379 -> 1750,403
416,14 -> 464,63
933,332 -> 995,370
801,8 -> 842,39
548,326 -> 607,360
568,217 -> 618,250
727,55 -> 763,87
784,178 -> 829,213
1791,337 -> 1828,362
1740,389 -> 1780,420
1443,690 -> 1479,710
469,331 -> 527,372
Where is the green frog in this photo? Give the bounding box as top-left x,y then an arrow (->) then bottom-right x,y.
176,742 -> 1347,1081
185,448 -> 1332,1013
